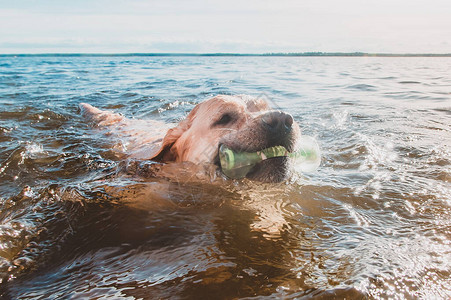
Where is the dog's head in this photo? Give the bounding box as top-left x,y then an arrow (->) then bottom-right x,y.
151,95 -> 301,182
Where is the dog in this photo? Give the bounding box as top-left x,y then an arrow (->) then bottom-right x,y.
81,95 -> 301,182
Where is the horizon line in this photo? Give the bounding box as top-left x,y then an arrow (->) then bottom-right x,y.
1,52 -> 451,57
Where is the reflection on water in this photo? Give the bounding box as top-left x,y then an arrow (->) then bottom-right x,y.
0,56 -> 450,299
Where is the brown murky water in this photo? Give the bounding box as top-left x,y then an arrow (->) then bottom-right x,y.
0,56 -> 450,299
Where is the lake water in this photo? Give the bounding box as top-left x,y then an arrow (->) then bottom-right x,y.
0,56 -> 450,299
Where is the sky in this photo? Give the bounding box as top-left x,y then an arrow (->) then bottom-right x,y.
1,0 -> 450,54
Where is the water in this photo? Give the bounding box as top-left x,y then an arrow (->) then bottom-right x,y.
0,56 -> 450,299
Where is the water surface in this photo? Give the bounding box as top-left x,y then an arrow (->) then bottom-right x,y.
0,56 -> 450,299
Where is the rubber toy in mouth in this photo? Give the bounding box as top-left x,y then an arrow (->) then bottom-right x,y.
219,135 -> 321,179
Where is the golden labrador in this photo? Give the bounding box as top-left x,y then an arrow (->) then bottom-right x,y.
81,95 -> 300,182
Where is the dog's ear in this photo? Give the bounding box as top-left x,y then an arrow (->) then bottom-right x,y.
149,124 -> 185,162
240,95 -> 270,112
149,105 -> 199,162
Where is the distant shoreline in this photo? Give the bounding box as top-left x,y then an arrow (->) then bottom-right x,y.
1,52 -> 450,57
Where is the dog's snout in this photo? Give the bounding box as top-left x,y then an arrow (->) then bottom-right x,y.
261,111 -> 293,134
284,113 -> 294,128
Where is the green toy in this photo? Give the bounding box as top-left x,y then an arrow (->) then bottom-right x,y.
219,135 -> 321,179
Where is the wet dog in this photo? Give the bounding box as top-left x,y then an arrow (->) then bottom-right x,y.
81,95 -> 300,182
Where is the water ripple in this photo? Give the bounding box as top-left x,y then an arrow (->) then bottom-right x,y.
0,56 -> 450,299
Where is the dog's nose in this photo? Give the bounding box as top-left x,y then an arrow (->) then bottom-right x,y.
261,111 -> 293,134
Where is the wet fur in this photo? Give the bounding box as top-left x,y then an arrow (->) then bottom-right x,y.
81,95 -> 300,182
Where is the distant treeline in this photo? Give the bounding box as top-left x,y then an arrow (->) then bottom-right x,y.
1,52 -> 450,57
266,52 -> 451,57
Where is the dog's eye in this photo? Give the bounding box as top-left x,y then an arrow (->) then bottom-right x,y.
213,113 -> 233,127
